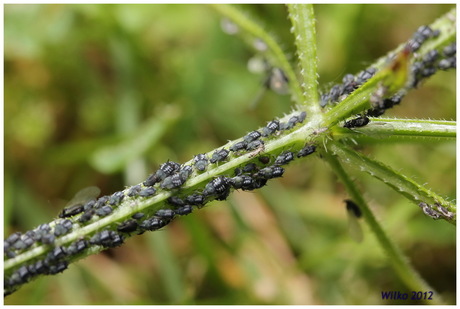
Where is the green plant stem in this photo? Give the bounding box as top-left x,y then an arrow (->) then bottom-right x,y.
209,4 -> 304,106
328,141 -> 456,224
321,146 -> 442,305
287,4 -> 320,113
333,118 -> 456,143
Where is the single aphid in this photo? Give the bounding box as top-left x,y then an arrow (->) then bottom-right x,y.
344,199 -> 363,243
230,141 -> 248,152
262,120 -> 280,137
117,219 -> 138,233
243,130 -> 262,143
210,148 -> 229,164
185,194 -> 204,206
59,186 -> 100,218
127,185 -> 142,197
343,115 -> 370,129
175,205 -> 193,216
297,144 -> 316,158
155,209 -> 175,219
194,153 -> 209,172
275,151 -> 294,166
139,187 -> 156,197
132,212 -> 145,220
95,205 -> 113,217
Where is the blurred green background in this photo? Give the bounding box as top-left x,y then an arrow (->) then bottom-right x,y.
4,4 -> 455,305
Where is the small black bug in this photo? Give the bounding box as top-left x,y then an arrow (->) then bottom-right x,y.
59,204 -> 84,218
108,191 -> 124,206
132,212 -> 145,220
179,165 -> 193,182
127,185 -> 142,197
329,84 -> 343,103
139,187 -> 156,197
343,115 -> 370,128
185,194 -> 204,206
140,217 -> 168,231
344,200 -> 362,218
117,219 -> 138,233
297,145 -> 316,158
210,148 -> 229,164
194,153 -> 209,172
175,205 -> 193,216
258,156 -> 270,165
94,196 -> 109,209
95,205 -> 113,217
247,140 -> 264,151
79,209 -> 95,223
419,202 -> 441,219
243,130 -> 262,143
443,42 -> 456,57
230,141 -> 248,152
203,176 -> 231,200
143,173 -> 160,186
423,49 -> 439,65
156,209 -> 175,219
275,151 -> 294,166
262,120 -> 280,137
155,160 -> 181,181
356,68 -> 376,85
161,174 -> 185,190
48,261 -> 68,275
67,239 -> 88,255
438,57 -> 456,70
167,196 -> 185,207
242,163 -> 258,173
257,166 -> 284,179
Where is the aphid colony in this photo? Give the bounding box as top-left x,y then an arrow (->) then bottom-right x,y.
320,68 -> 377,108
418,202 -> 455,221
5,110 -> 315,295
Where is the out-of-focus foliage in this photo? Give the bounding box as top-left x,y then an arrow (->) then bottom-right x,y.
4,4 -> 455,305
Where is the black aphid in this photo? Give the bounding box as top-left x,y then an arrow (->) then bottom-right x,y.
83,200 -> 96,211
109,191 -> 124,206
356,68 -> 377,85
156,160 -> 181,181
203,176 -> 231,200
262,120 -> 280,137
143,173 -> 160,187
117,219 -> 138,233
94,196 -> 109,209
59,203 -> 84,218
242,163 -> 258,173
139,187 -> 156,197
161,174 -> 185,190
275,151 -> 294,166
156,209 -> 175,219
132,212 -> 145,220
175,205 -> 193,216
185,194 -> 204,206
179,165 -> 193,182
79,209 -> 95,223
167,196 -> 185,207
67,239 -> 88,255
443,42 -> 456,57
54,223 -> 69,237
140,217 -> 168,231
297,144 -> 316,158
230,175 -> 254,190
345,200 -> 362,218
41,233 -> 56,245
127,185 -> 142,197
329,84 -> 343,103
423,49 -> 439,65
244,130 -> 262,143
95,205 -> 113,217
247,140 -> 264,151
438,57 -> 456,70
257,166 -> 284,179
210,148 -> 229,164
6,232 -> 21,245
230,141 -> 248,152
194,153 -> 209,172
418,202 -> 441,219
258,156 -> 271,165
343,115 -> 370,128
